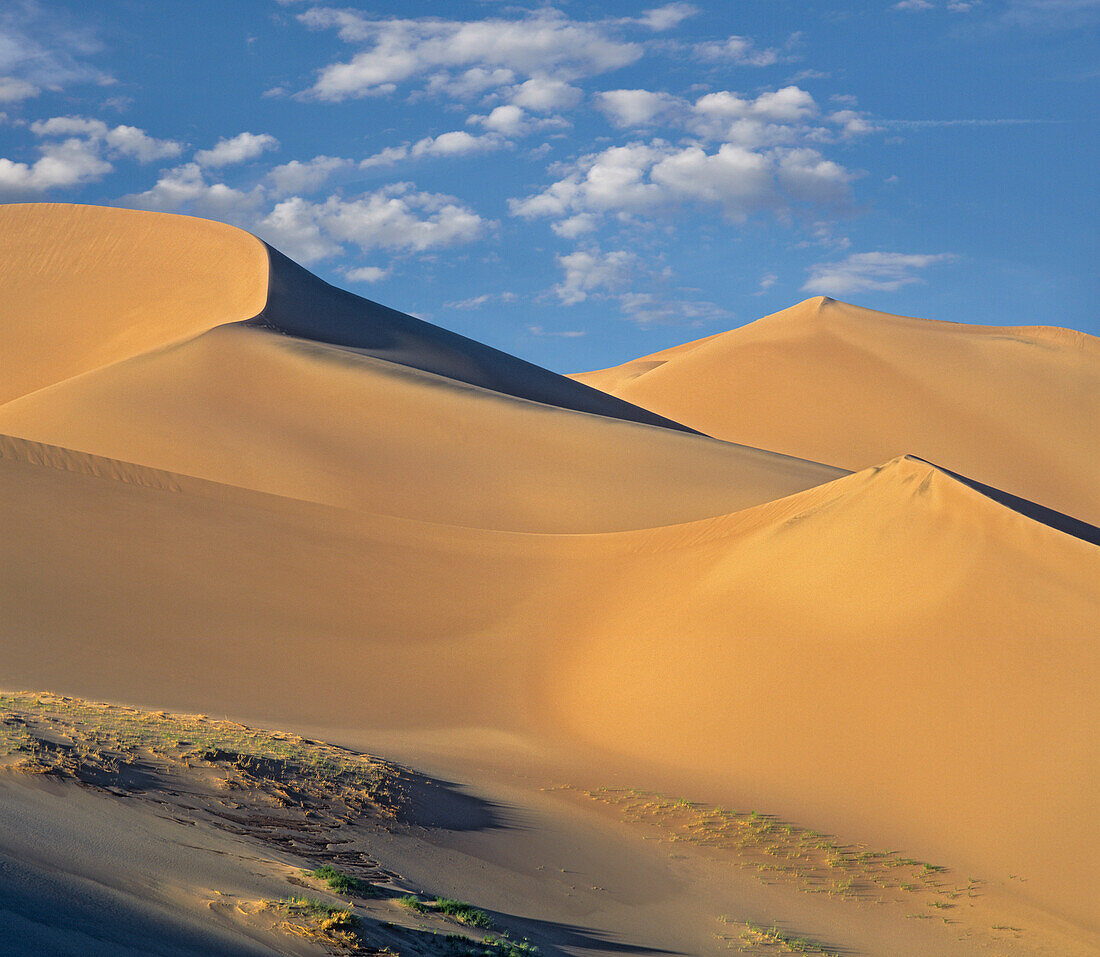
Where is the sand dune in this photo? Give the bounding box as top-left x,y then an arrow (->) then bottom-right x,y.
0,322 -> 841,532
573,296 -> 1100,524
3,434 -> 1096,931
0,204 -> 845,531
0,203 -> 269,405
2,204 -> 1097,949
0,203 -> 691,432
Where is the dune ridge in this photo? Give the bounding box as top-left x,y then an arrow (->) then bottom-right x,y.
573,295 -> 1100,524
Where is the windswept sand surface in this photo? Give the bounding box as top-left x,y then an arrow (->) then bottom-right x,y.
1,204 -> 1097,954
573,297 -> 1100,525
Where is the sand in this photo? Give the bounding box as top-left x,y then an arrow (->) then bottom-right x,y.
1,203 -> 1097,954
573,296 -> 1100,525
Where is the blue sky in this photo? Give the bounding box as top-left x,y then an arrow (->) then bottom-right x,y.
1,0 -> 1096,371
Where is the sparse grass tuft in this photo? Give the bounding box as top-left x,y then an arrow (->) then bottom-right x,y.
434,898 -> 494,928
579,787 -> 969,907
399,894 -> 429,913
305,864 -> 378,897
735,920 -> 841,955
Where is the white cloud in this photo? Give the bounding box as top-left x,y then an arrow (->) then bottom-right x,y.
444,291 -> 518,309
344,265 -> 391,283
754,272 -> 779,295
829,109 -> 877,137
194,132 -> 279,168
468,104 -> 528,135
633,3 -> 700,30
775,147 -> 852,202
507,77 -> 583,112
359,145 -> 409,170
895,0 -> 983,9
255,195 -> 342,262
297,9 -> 642,101
803,252 -> 956,294
0,136 -> 110,194
594,89 -> 682,127
104,125 -> 182,161
122,163 -> 264,220
511,134 -> 852,228
617,292 -> 734,325
528,324 -> 586,337
29,115 -> 181,160
555,248 -> 637,304
258,185 -> 491,262
551,213 -> 598,238
411,130 -> 502,157
268,155 -> 351,196
694,35 -> 781,66
425,67 -> 515,99
649,143 -> 774,219
0,2 -> 113,99
0,77 -> 37,102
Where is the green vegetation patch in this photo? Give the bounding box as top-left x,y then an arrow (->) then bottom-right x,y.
434,898 -> 494,928
305,864 -> 379,897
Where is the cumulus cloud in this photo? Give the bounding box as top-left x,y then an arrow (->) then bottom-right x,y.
122,163 -> 264,221
355,131 -> 504,173
511,137 -> 852,228
267,155 -> 351,196
693,35 -> 781,66
125,162 -> 491,268
465,104 -> 570,137
296,8 -> 643,101
507,77 -> 583,112
29,115 -> 181,160
359,145 -> 409,170
0,115 -> 180,195
632,3 -> 700,30
343,265 -> 391,283
257,185 -> 491,263
410,130 -> 502,157
0,136 -> 110,194
0,77 -> 38,102
803,252 -> 955,294
194,132 -> 279,168
594,89 -> 682,127
555,247 -> 637,304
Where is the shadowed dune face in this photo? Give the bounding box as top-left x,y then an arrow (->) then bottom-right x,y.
573,296 -> 1100,525
0,204 -> 270,405
255,245 -> 697,434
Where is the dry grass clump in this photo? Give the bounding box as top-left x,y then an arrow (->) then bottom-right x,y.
261,896 -> 360,947
0,690 -> 406,818
722,919 -> 841,955
580,787 -> 972,906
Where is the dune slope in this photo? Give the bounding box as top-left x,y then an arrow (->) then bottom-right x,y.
0,322 -> 842,532
573,296 -> 1100,524
0,203 -> 269,405
0,203 -> 692,433
2,435 -> 1096,931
